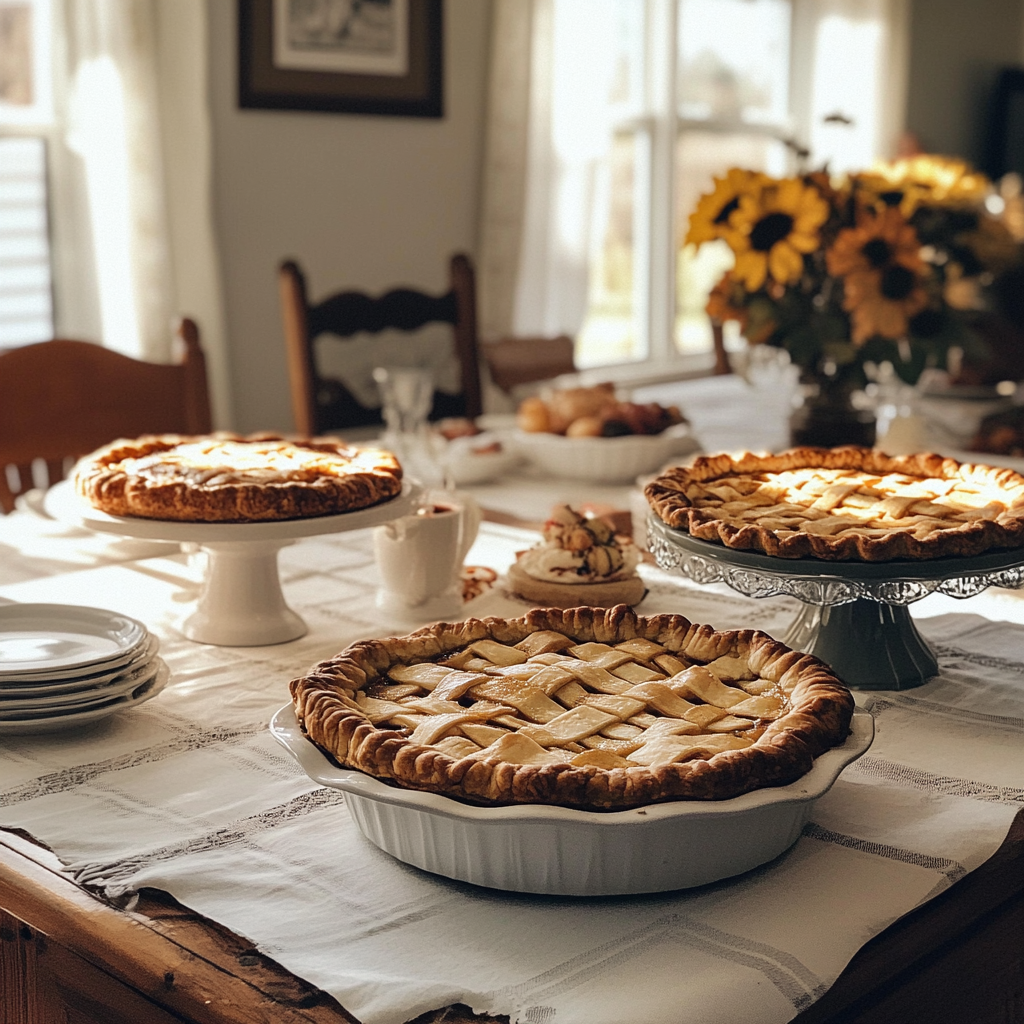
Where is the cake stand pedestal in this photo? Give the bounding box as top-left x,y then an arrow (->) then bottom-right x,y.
47,482 -> 418,646
647,516 -> 1024,690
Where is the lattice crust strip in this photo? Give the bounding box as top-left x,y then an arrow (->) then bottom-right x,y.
291,607 -> 854,811
645,448 -> 1024,562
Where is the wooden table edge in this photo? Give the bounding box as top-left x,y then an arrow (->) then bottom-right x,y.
792,805 -> 1024,1022
3,807 -> 1022,1024
0,828 -> 358,1024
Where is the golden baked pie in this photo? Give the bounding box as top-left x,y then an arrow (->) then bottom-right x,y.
646,447 -> 1024,561
507,505 -> 646,608
74,433 -> 403,522
290,606 -> 853,810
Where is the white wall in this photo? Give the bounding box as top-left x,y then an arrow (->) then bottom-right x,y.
206,0 -> 492,433
905,0 -> 1024,163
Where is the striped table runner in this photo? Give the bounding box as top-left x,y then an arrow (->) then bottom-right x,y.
1,519 -> 1022,1024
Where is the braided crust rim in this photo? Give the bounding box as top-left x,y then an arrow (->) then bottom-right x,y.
645,447 -> 1024,562
74,433 -> 403,522
289,606 -> 854,811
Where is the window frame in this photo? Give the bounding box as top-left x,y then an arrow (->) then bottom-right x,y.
575,0 -> 905,385
0,0 -> 62,347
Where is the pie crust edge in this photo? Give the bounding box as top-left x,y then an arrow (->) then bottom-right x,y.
74,433 -> 404,522
289,605 -> 854,811
645,446 -> 1024,562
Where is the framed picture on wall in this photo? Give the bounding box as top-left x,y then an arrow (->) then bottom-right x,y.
238,0 -> 443,118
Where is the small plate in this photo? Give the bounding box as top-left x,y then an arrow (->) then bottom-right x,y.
0,660 -> 169,734
441,433 -> 524,485
0,604 -> 148,675
272,704 -> 874,896
0,655 -> 163,713
0,635 -> 160,693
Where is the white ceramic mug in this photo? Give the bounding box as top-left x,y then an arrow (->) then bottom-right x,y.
373,491 -> 482,620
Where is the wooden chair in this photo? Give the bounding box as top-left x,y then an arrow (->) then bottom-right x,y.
278,254 -> 483,434
482,334 -> 576,394
0,318 -> 211,513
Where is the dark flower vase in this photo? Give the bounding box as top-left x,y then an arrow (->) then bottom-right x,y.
789,381 -> 876,449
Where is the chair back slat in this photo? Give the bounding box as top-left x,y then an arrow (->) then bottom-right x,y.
45,458 -> 65,487
280,256 -> 481,434
0,472 -> 13,514
308,289 -> 458,339
483,335 -> 576,394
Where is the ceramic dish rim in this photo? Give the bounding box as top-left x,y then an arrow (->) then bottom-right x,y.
0,634 -> 160,690
0,603 -> 149,675
45,479 -> 421,542
270,703 -> 874,825
0,659 -> 169,733
513,422 -> 694,452
0,654 -> 164,712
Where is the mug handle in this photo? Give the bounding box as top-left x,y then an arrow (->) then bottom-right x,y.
456,493 -> 483,564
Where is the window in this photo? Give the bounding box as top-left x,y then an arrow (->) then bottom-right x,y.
527,0 -> 903,375
0,0 -> 55,346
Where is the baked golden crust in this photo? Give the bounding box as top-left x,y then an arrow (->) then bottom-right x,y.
74,433 -> 403,522
289,606 -> 854,811
506,561 -> 646,608
645,447 -> 1024,562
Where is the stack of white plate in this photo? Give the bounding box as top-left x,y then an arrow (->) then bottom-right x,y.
0,604 -> 168,734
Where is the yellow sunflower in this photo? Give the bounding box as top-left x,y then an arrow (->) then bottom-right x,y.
827,207 -> 927,344
827,206 -> 923,280
856,155 -> 990,216
685,169 -> 765,246
726,178 -> 830,291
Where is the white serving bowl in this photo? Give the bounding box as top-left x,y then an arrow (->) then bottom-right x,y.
512,424 -> 700,484
271,705 -> 873,896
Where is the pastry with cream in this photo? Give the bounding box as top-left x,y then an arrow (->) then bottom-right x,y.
507,505 -> 646,607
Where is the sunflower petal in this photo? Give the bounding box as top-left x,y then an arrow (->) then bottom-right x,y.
789,230 -> 821,254
769,242 -> 804,284
734,250 -> 768,291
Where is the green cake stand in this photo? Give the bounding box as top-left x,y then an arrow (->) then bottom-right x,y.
647,516 -> 1024,691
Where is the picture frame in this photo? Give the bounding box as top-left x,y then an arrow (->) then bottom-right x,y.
238,0 -> 443,119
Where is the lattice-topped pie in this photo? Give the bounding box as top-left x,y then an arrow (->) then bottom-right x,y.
74,433 -> 403,522
290,606 -> 853,810
646,447 -> 1024,561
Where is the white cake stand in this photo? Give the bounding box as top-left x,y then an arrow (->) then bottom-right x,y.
46,481 -> 419,646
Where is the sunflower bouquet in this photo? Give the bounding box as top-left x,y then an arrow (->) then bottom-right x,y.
689,156 -> 1024,393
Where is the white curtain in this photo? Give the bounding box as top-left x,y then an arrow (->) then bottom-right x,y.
478,0 -> 617,342
793,0 -> 908,172
54,0 -> 231,423
64,0 -> 172,360
476,0 -> 533,341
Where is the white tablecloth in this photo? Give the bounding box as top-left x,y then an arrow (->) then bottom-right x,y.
1,494 -> 1023,1024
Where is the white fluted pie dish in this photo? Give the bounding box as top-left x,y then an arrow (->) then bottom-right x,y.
270,704 -> 873,896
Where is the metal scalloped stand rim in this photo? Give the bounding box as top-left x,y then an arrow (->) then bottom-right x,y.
646,515 -> 1024,606
646,515 -> 1024,579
